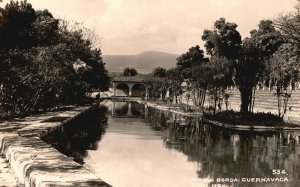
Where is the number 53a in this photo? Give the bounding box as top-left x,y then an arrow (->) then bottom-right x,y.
272,169 -> 287,175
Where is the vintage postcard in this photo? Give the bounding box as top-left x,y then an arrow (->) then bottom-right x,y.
0,0 -> 300,186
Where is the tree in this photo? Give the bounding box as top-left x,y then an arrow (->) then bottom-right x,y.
0,0 -> 110,116
176,45 -> 205,70
33,9 -> 59,46
0,0 -> 37,49
201,18 -> 241,113
123,67 -> 137,76
266,43 -> 300,118
209,57 -> 231,114
166,68 -> 183,103
152,67 -> 166,77
202,18 -> 241,61
274,1 -> 300,46
190,64 -> 210,108
171,45 -> 208,108
236,20 -> 283,113
147,77 -> 168,100
202,18 -> 282,114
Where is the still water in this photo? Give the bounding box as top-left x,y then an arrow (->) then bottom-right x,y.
42,100 -> 300,187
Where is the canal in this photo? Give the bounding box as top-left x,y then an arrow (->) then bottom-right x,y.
42,100 -> 300,187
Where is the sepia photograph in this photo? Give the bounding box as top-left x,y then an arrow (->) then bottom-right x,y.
0,0 -> 300,186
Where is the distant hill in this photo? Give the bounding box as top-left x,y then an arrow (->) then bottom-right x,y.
103,51 -> 179,74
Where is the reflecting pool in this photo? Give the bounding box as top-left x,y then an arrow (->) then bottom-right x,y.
42,100 -> 300,187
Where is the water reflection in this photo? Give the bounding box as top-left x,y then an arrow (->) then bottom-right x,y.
107,101 -> 300,186
42,101 -> 300,186
112,101 -> 145,118
41,104 -> 108,164
144,106 -> 300,186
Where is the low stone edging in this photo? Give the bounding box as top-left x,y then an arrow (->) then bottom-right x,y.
202,118 -> 300,131
137,100 -> 203,117
136,99 -> 300,132
0,103 -> 111,187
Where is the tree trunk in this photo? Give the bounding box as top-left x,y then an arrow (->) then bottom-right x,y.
193,89 -> 198,106
251,87 -> 256,113
213,86 -> 218,115
276,86 -> 282,118
201,90 -> 206,109
239,85 -> 253,114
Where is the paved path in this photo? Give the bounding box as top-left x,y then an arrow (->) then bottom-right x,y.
0,154 -> 20,187
0,105 -> 110,187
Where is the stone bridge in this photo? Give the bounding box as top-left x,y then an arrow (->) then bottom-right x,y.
112,76 -> 152,98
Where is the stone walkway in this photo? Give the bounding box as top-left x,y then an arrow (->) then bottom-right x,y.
0,105 -> 110,187
0,154 -> 20,187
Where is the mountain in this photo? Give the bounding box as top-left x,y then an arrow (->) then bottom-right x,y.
103,51 -> 179,74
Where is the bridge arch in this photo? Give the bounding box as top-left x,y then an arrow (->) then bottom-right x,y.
112,76 -> 152,98
113,82 -> 149,98
131,83 -> 146,97
115,83 -> 129,96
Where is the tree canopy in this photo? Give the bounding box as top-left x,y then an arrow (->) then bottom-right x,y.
0,0 -> 110,116
152,67 -> 166,77
123,67 -> 138,76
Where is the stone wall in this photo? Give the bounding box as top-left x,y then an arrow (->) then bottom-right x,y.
225,89 -> 300,123
181,88 -> 300,124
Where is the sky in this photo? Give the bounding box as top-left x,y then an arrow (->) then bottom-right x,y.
1,0 -> 298,55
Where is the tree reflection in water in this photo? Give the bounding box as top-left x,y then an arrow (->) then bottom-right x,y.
130,102 -> 145,118
41,104 -> 108,164
41,101 -> 300,186
144,105 -> 300,185
114,102 -> 128,116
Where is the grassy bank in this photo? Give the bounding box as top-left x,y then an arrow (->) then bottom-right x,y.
203,110 -> 299,128
141,99 -> 299,128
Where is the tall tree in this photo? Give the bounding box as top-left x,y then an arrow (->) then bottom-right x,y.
202,18 -> 242,112
33,9 -> 59,46
274,0 -> 300,46
176,45 -> 205,70
202,18 -> 282,114
166,68 -> 183,103
265,43 -> 300,118
236,20 -> 283,113
202,18 -> 242,61
0,0 -> 110,116
0,0 -> 37,49
173,45 -> 208,107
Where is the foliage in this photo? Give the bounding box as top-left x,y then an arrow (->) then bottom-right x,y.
166,68 -> 183,103
0,0 -> 110,116
202,18 -> 242,60
34,9 -> 59,46
274,1 -> 300,46
176,45 -> 205,70
0,0 -> 37,49
266,43 -> 300,118
237,20 -> 283,113
152,67 -> 166,77
271,2 -> 300,118
203,110 -> 293,127
201,18 -> 242,113
147,77 -> 168,100
208,57 -> 231,114
123,67 -> 138,76
202,18 -> 283,114
171,45 -> 209,107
